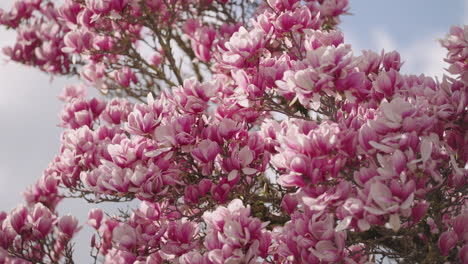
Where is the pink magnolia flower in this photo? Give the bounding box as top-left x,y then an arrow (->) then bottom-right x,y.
101,98 -> 132,125
459,244 -> 468,264
94,35 -> 114,51
267,0 -> 299,12
85,0 -> 112,15
202,199 -> 271,263
150,51 -> 164,67
173,78 -> 217,113
309,233 -> 346,262
454,214 -> 468,241
281,193 -> 299,214
60,98 -> 93,128
113,67 -> 138,88
126,104 -> 161,136
373,69 -> 402,98
222,27 -> 267,68
60,97 -> 105,129
440,25 -> 468,77
224,142 -> 262,181
82,162 -> 132,193
58,1 -> 82,26
23,172 -> 61,210
137,201 -> 163,221
383,51 -> 402,71
376,97 -> 413,131
364,181 -> 413,216
162,219 -> 199,256
29,204 -> 54,239
354,50 -> 382,75
191,140 -> 221,164
110,0 -> 128,13
62,29 -> 94,54
9,205 -> 29,235
274,211 -> 346,263
179,251 -> 207,264
58,214 -> 81,238
411,201 -> 429,224
112,223 -> 137,250
275,6 -> 315,33
81,62 -> 106,85
104,249 -> 137,264
88,208 -> 104,229
190,26 -> 217,62
218,118 -> 241,139
209,178 -> 232,203
438,230 -> 458,256
59,84 -> 87,102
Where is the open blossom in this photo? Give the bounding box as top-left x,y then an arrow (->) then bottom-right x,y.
438,231 -> 458,256
440,25 -> 468,78
274,211 -> 347,263
113,67 -> 138,88
23,172 -> 61,210
221,27 -> 268,68
173,78 -> 217,114
112,223 -> 137,250
81,63 -> 106,85
202,199 -> 271,263
101,98 -> 132,125
58,214 -> 81,238
81,162 -> 132,193
126,104 -> 161,136
85,0 -> 112,15
191,140 -> 220,164
271,120 -> 347,187
60,97 -> 106,129
161,219 -> 199,256
453,214 -> 468,241
187,24 -> 217,62
88,208 -> 104,229
275,6 -> 316,33
59,84 -> 87,102
62,29 -> 94,54
9,205 -> 29,235
29,204 -> 55,239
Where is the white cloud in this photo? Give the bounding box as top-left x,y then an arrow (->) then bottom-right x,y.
371,29 -> 397,52
368,28 -> 448,79
465,0 -> 468,24
345,27 -> 448,79
399,33 -> 448,79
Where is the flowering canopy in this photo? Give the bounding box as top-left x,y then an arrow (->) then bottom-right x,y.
0,0 -> 467,263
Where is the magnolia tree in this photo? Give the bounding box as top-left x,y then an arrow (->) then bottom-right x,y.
0,0 -> 467,263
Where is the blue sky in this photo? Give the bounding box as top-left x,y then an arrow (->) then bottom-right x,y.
342,1 -> 465,41
340,0 -> 466,78
0,0 -> 466,261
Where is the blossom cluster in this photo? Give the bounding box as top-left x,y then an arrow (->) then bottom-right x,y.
0,0 -> 467,263
0,203 -> 80,263
0,0 -> 248,97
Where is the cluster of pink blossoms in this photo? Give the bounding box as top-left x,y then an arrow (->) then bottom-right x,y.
0,203 -> 80,263
1,0 -> 467,263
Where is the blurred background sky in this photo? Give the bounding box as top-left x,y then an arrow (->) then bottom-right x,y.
0,0 -> 466,262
